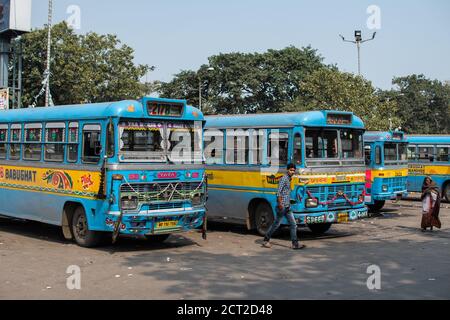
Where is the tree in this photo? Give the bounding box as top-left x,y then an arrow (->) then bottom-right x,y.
390,75 -> 450,134
284,67 -> 400,131
21,22 -> 153,107
158,46 -> 325,114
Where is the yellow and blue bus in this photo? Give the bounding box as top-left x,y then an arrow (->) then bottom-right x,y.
406,135 -> 450,202
203,111 -> 369,236
363,131 -> 409,212
0,97 -> 207,247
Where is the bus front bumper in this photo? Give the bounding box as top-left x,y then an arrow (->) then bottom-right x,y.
104,209 -> 205,235
293,207 -> 369,226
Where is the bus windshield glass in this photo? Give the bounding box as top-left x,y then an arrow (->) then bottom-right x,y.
385,142 -> 408,162
118,120 -> 202,163
305,129 -> 363,159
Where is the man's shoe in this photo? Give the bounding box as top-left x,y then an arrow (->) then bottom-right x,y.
292,243 -> 306,250
262,241 -> 272,248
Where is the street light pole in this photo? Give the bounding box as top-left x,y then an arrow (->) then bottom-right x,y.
198,67 -> 215,111
340,30 -> 376,76
45,0 -> 53,107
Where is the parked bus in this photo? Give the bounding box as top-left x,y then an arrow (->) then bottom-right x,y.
0,97 -> 207,247
203,111 -> 369,236
363,131 -> 408,212
406,135 -> 450,202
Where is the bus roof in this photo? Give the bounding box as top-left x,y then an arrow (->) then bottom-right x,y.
407,135 -> 450,144
364,131 -> 407,142
0,97 -> 204,123
205,110 -> 365,129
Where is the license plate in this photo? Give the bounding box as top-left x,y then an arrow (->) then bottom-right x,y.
156,221 -> 178,229
337,213 -> 349,223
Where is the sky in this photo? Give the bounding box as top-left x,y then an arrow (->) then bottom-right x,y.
30,0 -> 450,90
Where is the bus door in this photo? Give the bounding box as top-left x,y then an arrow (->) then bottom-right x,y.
262,129 -> 291,195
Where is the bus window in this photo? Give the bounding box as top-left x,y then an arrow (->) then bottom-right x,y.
249,129 -> 264,165
399,143 -> 408,161
418,146 -> 434,163
118,122 -> 165,162
436,146 -> 449,162
305,129 -> 338,159
364,145 -> 372,166
0,125 -> 7,159
226,129 -> 249,165
204,129 -> 224,165
375,146 -> 382,165
82,124 -> 102,164
407,145 -> 417,161
24,123 -> 42,161
45,123 -> 65,162
384,143 -> 397,161
67,122 -> 79,163
10,124 -> 22,160
341,129 -> 363,159
268,132 -> 288,166
293,133 -> 302,166
167,122 -> 203,163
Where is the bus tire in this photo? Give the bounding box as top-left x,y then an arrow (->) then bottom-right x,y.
308,223 -> 332,235
255,202 -> 275,237
368,200 -> 385,212
444,183 -> 450,203
71,206 -> 102,248
145,234 -> 171,243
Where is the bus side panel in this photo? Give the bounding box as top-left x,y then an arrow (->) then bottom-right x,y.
0,189 -> 65,225
207,188 -> 274,221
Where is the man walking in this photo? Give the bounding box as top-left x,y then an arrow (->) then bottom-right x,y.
263,164 -> 305,250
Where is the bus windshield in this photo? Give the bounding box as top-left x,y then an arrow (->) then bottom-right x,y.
118,120 -> 202,163
305,129 -> 363,159
385,142 -> 408,162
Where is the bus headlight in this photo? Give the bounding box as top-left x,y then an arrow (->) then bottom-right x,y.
306,198 -> 318,208
192,193 -> 203,206
121,196 -> 138,210
382,185 -> 388,192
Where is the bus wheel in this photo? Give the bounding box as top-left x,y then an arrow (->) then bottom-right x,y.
145,234 -> 171,243
308,223 -> 332,235
368,200 -> 385,212
255,203 -> 274,237
444,184 -> 450,203
71,207 -> 102,248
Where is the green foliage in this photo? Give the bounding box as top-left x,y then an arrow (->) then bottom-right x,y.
158,46 -> 324,114
389,75 -> 450,134
284,68 -> 400,131
21,22 -> 152,107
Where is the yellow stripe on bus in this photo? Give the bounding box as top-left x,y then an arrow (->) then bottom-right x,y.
408,164 -> 450,176
370,168 -> 409,178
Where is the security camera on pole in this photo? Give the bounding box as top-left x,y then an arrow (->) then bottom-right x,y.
339,30 -> 376,76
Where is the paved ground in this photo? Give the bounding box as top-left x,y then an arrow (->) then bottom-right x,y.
1,196 -> 449,300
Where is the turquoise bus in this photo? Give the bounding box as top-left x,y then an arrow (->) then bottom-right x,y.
204,111 -> 369,236
363,131 -> 409,212
406,135 -> 450,202
0,97 -> 207,247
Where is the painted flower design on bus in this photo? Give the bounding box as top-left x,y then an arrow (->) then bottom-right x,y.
42,170 -> 73,190
80,174 -> 94,190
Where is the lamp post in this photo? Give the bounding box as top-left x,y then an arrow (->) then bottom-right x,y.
198,67 -> 215,111
340,30 -> 376,76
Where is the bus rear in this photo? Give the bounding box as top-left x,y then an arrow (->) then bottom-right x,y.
364,131 -> 409,212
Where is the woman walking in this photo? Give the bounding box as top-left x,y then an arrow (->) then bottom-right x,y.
421,176 -> 442,231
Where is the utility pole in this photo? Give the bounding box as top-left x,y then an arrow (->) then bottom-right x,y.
340,30 -> 376,76
45,0 -> 53,107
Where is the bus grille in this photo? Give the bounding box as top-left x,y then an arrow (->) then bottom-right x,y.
120,182 -> 204,203
382,177 -> 407,192
306,184 -> 365,209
